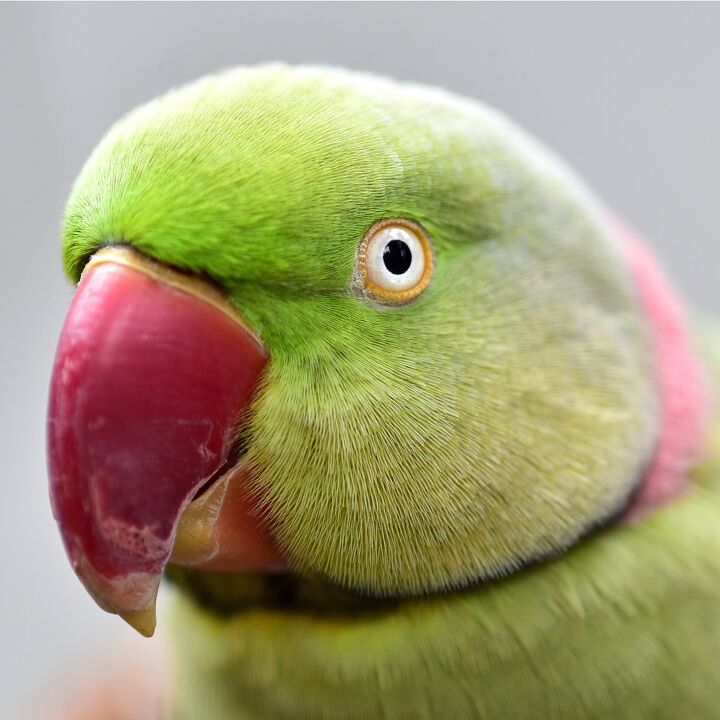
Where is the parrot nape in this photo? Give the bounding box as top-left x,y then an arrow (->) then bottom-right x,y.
47,65 -> 720,719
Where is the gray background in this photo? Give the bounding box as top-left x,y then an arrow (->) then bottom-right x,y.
0,2 -> 718,716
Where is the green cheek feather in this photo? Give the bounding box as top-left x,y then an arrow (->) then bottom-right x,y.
53,64 -> 720,718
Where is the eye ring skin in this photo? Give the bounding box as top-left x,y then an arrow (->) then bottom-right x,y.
354,218 -> 435,306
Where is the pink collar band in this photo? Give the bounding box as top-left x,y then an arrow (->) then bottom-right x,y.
613,217 -> 711,522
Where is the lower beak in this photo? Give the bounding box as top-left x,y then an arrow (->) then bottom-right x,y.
47,246 -> 283,636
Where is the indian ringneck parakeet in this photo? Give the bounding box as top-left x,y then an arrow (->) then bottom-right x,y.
46,65 -> 720,719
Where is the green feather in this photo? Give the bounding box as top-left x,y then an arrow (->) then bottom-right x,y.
167,343 -> 720,717
63,64 -> 656,593
169,428 -> 720,719
60,64 -> 718,718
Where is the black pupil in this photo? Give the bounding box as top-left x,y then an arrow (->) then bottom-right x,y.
383,239 -> 413,275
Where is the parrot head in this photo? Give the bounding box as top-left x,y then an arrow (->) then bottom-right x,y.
48,65 -> 659,636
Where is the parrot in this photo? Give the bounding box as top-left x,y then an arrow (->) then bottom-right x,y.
46,64 -> 720,720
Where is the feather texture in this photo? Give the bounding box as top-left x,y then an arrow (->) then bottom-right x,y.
59,64 -> 719,718
63,64 -> 660,593
169,398 -> 720,718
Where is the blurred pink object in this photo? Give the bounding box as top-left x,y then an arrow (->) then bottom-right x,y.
616,218 -> 711,521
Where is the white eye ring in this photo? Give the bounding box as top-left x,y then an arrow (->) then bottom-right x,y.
357,218 -> 433,305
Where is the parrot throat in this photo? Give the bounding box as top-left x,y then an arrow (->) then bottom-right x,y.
616,221 -> 710,522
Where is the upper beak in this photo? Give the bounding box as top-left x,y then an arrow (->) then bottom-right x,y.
47,246 -> 283,636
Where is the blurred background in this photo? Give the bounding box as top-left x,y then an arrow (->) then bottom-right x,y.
0,2 -> 718,716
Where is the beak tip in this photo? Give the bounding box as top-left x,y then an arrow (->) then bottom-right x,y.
119,604 -> 157,638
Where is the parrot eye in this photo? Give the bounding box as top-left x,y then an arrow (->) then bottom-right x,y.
356,218 -> 433,305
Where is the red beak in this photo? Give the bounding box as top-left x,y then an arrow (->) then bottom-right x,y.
47,246 -> 282,636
